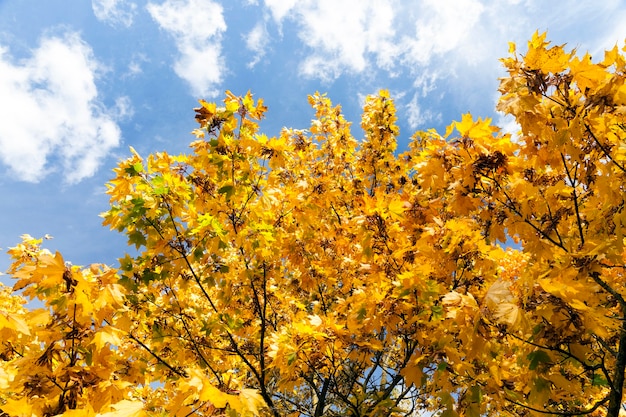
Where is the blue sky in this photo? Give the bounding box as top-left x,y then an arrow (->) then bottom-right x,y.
1,0 -> 625,277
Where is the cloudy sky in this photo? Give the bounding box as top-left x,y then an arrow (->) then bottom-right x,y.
1,0 -> 625,276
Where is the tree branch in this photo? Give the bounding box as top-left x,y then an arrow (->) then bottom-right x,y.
585,124 -> 626,174
560,153 -> 585,248
128,333 -> 187,378
505,393 -> 609,416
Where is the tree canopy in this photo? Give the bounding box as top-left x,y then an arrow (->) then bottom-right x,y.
2,32 -> 626,417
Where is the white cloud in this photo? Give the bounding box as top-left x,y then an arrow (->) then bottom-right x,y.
264,0 -> 397,81
0,32 -> 123,183
124,52 -> 148,78
127,60 -> 142,76
263,0 -> 298,23
594,9 -> 626,55
403,0 -> 485,66
92,0 -> 137,27
256,0 -> 626,87
406,93 -> 440,130
256,1 -> 554,79
245,22 -> 269,68
113,96 -> 134,120
259,0 -> 489,82
147,0 -> 226,97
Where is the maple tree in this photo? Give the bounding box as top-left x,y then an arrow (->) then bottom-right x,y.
2,32 -> 626,417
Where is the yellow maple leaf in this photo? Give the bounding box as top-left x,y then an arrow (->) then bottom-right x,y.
199,382 -> 230,408
96,400 -> 144,417
92,327 -> 124,351
570,53 -> 609,92
0,397 -> 33,417
61,405 -> 96,417
0,311 -> 30,335
483,279 -> 514,309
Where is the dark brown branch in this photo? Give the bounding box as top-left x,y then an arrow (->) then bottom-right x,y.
494,182 -> 568,252
585,124 -> 626,174
589,272 -> 626,311
607,312 -> 626,416
314,377 -> 331,417
507,332 -> 600,373
505,393 -> 609,415
169,286 -> 222,384
249,263 -> 271,401
540,189 -> 565,248
128,333 -> 187,378
330,203 -> 342,225
560,153 -> 585,247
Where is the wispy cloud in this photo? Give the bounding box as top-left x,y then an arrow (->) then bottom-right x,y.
92,0 -> 137,27
113,96 -> 134,120
147,0 -> 227,97
263,0 -> 298,24
406,93 -> 440,131
0,32 -> 123,183
107,0 -> 626,116
245,21 -> 269,68
257,0 -> 626,84
594,8 -> 626,55
262,0 -> 398,81
124,53 -> 148,78
403,0 -> 485,66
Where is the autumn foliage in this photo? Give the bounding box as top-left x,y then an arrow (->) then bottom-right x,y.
3,32 -> 626,416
